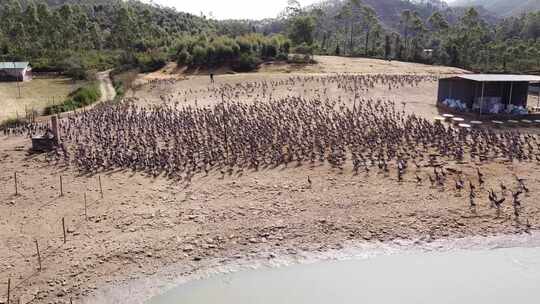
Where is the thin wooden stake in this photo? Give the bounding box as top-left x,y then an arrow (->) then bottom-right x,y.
84,193 -> 88,221
7,278 -> 10,304
59,175 -> 64,197
14,172 -> 18,196
62,217 -> 66,244
98,176 -> 103,199
35,240 -> 41,271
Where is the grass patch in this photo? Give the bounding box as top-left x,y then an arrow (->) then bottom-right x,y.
44,82 -> 101,115
0,77 -> 88,122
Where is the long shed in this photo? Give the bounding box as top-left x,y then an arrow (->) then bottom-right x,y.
0,62 -> 32,82
437,74 -> 540,115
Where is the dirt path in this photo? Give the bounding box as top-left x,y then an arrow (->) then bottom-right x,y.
96,70 -> 116,102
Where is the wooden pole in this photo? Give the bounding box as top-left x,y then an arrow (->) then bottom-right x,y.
59,175 -> 64,197
35,240 -> 41,271
98,176 -> 103,199
7,278 -> 10,304
17,67 -> 21,99
480,82 -> 485,116
62,217 -> 66,244
84,193 -> 88,221
14,172 -> 18,196
508,82 -> 514,110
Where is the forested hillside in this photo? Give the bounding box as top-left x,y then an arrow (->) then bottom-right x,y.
1,0 -> 539,76
276,0 -> 540,72
0,0 -> 294,76
0,0 -> 219,75
451,0 -> 540,17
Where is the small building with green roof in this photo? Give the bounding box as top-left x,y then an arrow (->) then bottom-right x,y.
0,62 -> 32,82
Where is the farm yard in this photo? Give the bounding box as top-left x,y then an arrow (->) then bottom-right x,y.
0,77 -> 86,123
1,57 -> 540,304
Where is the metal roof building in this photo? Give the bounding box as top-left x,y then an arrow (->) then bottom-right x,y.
0,62 -> 32,82
437,74 -> 540,115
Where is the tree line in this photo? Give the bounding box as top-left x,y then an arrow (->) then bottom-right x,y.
0,0 -> 222,77
1,0 -> 539,75
282,0 -> 540,72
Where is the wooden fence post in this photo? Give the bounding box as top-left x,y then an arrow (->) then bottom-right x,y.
7,278 -> 10,304
59,175 -> 64,197
62,218 -> 66,244
35,240 -> 42,271
84,193 -> 88,221
98,176 -> 103,199
14,172 -> 18,196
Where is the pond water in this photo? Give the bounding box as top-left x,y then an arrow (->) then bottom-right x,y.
147,246 -> 540,304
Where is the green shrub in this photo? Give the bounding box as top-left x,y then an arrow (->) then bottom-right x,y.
113,79 -> 125,100
177,49 -> 192,65
276,52 -> 289,61
192,45 -> 208,66
135,51 -> 168,73
292,43 -> 313,56
172,33 -> 291,69
233,53 -> 260,72
43,83 -> 101,115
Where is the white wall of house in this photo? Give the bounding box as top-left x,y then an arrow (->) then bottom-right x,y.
22,67 -> 32,81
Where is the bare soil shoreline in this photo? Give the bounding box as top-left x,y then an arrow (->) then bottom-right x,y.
86,231 -> 540,304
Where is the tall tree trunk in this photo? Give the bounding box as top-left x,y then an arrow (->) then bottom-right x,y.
350,21 -> 354,54
404,29 -> 409,59
364,29 -> 370,56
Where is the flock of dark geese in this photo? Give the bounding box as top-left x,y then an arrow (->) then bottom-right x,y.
2,74 -> 537,221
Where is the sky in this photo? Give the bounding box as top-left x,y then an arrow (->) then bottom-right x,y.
148,0 -> 321,20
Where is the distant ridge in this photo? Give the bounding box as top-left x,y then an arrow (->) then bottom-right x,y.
450,0 -> 540,16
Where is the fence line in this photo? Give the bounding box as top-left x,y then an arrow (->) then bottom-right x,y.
4,170 -> 212,303
5,173 -> 108,303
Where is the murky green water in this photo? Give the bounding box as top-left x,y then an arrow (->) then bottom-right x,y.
147,246 -> 540,304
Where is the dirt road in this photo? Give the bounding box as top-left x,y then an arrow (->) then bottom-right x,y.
96,71 -> 116,103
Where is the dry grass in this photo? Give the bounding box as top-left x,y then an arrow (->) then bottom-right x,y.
0,76 -> 86,122
258,56 -> 468,75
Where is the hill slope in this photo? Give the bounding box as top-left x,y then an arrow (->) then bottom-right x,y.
17,0 -> 216,34
306,0 -> 497,30
451,0 -> 540,16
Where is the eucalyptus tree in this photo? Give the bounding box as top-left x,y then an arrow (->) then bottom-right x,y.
360,6 -> 379,56
400,10 -> 425,60
335,0 -> 362,54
